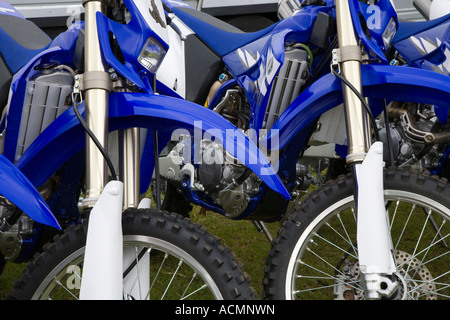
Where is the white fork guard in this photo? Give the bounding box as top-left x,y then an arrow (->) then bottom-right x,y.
80,181 -> 124,300
355,141 -> 397,275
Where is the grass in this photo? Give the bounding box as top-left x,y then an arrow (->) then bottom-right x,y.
189,208 -> 281,298
0,262 -> 25,299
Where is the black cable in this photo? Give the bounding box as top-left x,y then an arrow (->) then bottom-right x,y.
72,95 -> 118,181
331,67 -> 381,142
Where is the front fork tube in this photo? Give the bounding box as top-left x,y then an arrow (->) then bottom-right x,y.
120,128 -> 154,300
81,2 -> 142,211
335,0 -> 397,299
120,128 -> 141,209
80,0 -> 123,300
335,0 -> 370,162
82,0 -> 109,208
81,0 -> 146,300
81,0 -> 148,300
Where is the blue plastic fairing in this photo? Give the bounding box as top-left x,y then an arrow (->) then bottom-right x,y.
16,93 -> 291,200
393,13 -> 450,43
0,153 -> 60,229
96,0 -> 170,90
349,0 -> 398,63
3,22 -> 82,163
263,64 -> 450,150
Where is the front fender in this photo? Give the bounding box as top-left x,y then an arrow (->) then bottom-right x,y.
263,64 -> 450,149
16,94 -> 290,200
0,154 -> 60,229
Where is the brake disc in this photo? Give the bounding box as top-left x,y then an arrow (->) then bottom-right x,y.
395,250 -> 437,300
333,250 -> 437,300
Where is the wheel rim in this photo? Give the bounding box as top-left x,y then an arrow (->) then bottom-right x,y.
286,190 -> 450,300
32,235 -> 223,300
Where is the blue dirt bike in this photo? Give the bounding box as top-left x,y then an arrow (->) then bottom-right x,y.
153,0 -> 450,299
2,0 -> 291,300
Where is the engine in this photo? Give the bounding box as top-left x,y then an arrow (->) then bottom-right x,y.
159,46 -> 312,219
379,102 -> 450,174
159,135 -> 261,218
0,199 -> 35,261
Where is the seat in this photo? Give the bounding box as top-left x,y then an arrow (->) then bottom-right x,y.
0,5 -> 51,112
0,13 -> 51,74
171,7 -> 278,57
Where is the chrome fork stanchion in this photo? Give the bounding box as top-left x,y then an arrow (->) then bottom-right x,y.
334,0 -> 398,299
335,0 -> 370,162
82,0 -> 140,211
82,0 -> 111,209
120,127 -> 141,209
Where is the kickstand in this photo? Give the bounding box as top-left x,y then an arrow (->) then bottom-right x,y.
252,220 -> 273,243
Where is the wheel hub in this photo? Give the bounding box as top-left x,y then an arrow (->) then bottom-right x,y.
333,250 -> 437,300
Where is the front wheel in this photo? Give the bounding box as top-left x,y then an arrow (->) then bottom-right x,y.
264,169 -> 450,300
8,209 -> 256,300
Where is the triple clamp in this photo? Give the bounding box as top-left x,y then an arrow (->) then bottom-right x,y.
72,71 -> 113,104
331,45 -> 363,73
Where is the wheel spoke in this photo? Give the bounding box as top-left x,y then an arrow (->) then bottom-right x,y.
297,259 -> 362,293
394,203 -> 415,251
271,171 -> 450,300
312,232 -> 358,260
161,260 -> 183,300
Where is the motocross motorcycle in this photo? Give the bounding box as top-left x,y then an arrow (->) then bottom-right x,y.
2,0 -> 292,300
156,0 -> 450,218
264,0 -> 450,194
151,0 -> 450,299
289,0 -> 450,184
261,1 -> 450,191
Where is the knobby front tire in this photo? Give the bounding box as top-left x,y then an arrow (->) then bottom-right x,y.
8,209 -> 256,300
264,169 -> 450,300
